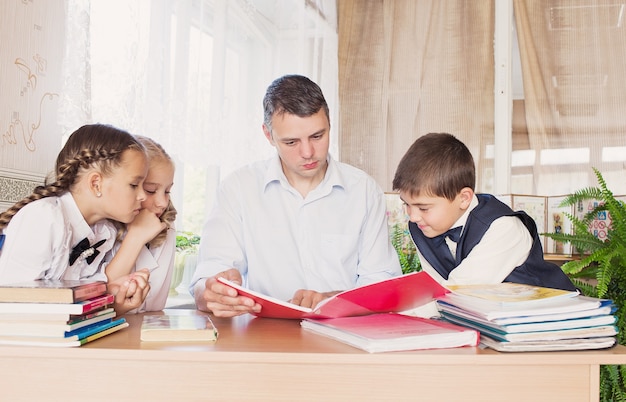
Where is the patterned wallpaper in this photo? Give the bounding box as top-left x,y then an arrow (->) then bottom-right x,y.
0,175 -> 41,210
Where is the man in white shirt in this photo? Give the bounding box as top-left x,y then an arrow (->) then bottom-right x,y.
191,75 -> 401,317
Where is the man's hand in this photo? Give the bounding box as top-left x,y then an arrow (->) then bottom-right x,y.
194,268 -> 261,317
290,289 -> 341,309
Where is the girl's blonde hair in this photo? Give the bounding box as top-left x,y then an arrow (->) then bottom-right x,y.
0,124 -> 145,232
135,136 -> 177,248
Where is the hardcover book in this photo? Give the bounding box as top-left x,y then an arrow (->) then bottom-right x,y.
0,309 -> 116,337
217,271 -> 448,319
0,279 -> 107,303
0,306 -> 114,323
300,313 -> 479,353
0,293 -> 115,315
0,318 -> 128,347
140,313 -> 218,342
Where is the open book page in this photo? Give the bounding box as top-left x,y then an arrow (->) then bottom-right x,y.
215,279 -> 314,319
218,271 -> 448,319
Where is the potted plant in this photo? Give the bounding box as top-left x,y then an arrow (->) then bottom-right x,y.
170,231 -> 201,296
390,222 -> 422,274
385,193 -> 422,274
544,168 -> 626,401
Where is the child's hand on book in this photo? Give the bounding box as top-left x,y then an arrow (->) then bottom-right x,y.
109,268 -> 151,315
195,268 -> 261,318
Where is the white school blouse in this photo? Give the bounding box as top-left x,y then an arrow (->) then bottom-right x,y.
128,227 -> 176,312
0,192 -> 116,284
190,155 -> 402,302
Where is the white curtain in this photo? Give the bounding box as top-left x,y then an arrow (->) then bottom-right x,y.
513,0 -> 626,195
61,0 -> 338,234
337,0 -> 495,193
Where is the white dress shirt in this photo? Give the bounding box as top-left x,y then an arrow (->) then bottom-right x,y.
0,192 -> 116,284
190,155 -> 401,302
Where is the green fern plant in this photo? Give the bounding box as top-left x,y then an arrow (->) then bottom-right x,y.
390,223 -> 422,274
544,168 -> 626,402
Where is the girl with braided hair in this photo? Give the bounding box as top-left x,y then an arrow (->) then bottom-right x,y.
0,124 -> 166,315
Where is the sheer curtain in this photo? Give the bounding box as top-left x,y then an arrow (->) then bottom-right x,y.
513,0 -> 626,195
337,0 -> 495,192
61,0 -> 338,234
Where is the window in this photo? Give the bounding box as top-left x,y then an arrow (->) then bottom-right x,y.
65,0 -> 338,234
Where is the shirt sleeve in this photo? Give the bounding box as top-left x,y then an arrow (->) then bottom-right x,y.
354,179 -> 402,286
420,216 -> 533,286
189,177 -> 246,295
0,201 -> 69,284
136,228 -> 177,312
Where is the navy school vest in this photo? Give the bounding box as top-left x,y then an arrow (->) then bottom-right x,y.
409,194 -> 577,291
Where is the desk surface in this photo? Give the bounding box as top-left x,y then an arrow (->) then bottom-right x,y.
3,308 -> 624,364
2,309 -> 626,401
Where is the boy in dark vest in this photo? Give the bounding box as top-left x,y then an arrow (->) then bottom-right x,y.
392,132 -> 576,292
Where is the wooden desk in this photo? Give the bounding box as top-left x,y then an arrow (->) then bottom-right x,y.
1,309 -> 625,401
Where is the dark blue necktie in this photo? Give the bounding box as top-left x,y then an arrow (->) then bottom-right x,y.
69,238 -> 106,266
434,226 -> 463,262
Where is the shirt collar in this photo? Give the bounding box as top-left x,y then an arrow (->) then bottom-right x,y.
60,192 -> 93,246
263,154 -> 345,194
451,194 -> 479,229
59,192 -> 114,246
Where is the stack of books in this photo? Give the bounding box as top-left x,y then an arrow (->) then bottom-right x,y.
436,282 -> 618,352
0,279 -> 128,347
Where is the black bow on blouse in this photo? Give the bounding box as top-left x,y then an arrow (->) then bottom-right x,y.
69,238 -> 106,266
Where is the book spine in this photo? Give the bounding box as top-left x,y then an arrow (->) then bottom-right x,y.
73,283 -> 107,302
79,294 -> 114,313
79,321 -> 129,345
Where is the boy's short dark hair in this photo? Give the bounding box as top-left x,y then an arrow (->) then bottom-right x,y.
262,74 -> 330,131
392,132 -> 476,201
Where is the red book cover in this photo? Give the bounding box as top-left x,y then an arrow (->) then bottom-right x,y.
217,271 -> 448,319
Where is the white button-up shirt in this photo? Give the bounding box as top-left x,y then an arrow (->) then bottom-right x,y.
191,155 -> 401,302
0,192 -> 115,284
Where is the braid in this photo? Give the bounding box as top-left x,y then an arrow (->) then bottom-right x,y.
0,170 -> 74,233
0,123 -> 145,234
0,184 -> 61,231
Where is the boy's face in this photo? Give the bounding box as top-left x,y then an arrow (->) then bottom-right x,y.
399,188 -> 473,238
